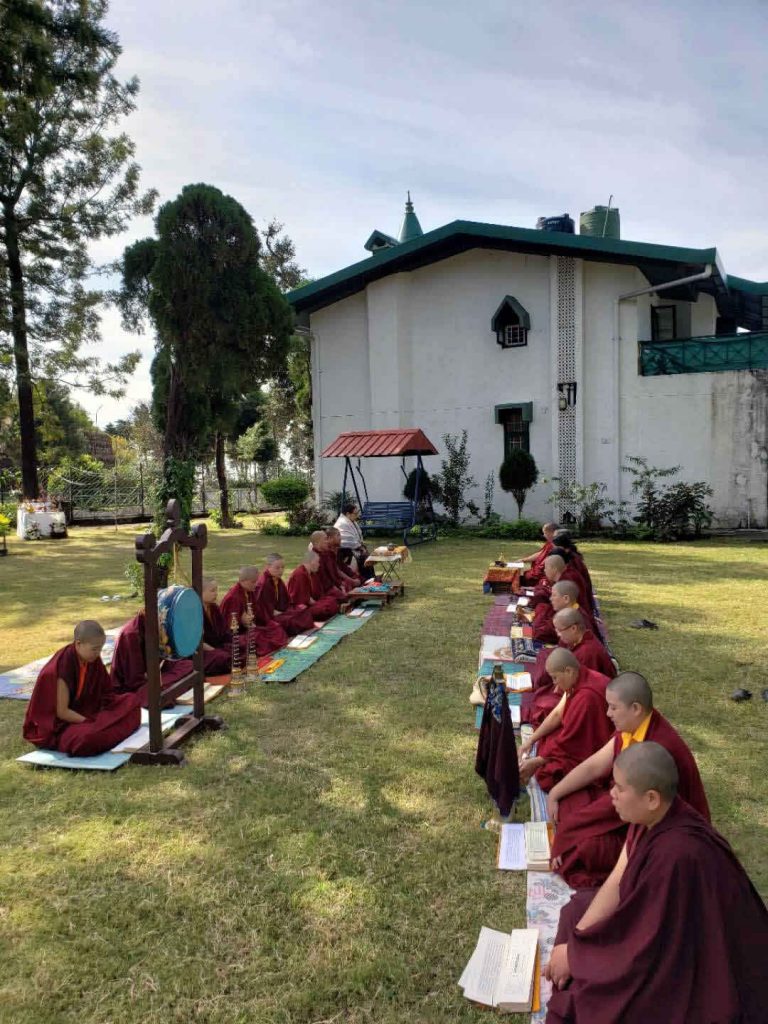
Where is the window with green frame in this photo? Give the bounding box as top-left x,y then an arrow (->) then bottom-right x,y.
494,403 -> 532,456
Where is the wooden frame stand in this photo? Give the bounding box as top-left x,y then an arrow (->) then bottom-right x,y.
131,499 -> 225,766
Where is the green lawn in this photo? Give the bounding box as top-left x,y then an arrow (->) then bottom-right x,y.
0,526 -> 766,1023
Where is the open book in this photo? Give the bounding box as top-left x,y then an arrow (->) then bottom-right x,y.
287,634 -> 316,649
458,926 -> 538,1012
498,822 -> 552,871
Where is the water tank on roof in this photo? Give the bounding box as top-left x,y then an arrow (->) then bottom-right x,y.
580,206 -> 620,239
536,214 -> 575,234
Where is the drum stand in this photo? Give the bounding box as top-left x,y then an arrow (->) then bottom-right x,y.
131,499 -> 225,766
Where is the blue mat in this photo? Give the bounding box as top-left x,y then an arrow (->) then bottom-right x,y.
17,749 -> 131,771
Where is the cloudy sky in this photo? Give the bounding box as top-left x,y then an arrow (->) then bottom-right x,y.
86,0 -> 768,424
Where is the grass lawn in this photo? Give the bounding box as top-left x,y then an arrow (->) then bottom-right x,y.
0,525 -> 766,1023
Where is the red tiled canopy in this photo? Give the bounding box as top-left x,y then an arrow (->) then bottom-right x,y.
321,428 -> 438,458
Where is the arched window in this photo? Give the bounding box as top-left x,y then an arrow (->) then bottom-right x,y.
491,296 -> 531,349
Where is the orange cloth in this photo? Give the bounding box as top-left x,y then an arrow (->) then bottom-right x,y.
76,659 -> 87,701
620,713 -> 653,751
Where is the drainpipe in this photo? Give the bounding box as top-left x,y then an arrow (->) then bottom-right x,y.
612,264 -> 713,500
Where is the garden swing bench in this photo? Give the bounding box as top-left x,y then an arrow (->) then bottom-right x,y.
321,428 -> 439,546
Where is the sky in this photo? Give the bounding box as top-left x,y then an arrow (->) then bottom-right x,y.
83,0 -> 768,425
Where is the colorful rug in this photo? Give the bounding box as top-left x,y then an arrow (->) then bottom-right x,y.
526,871 -> 574,1023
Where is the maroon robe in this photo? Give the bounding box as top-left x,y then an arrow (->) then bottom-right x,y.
110,612 -> 194,708
528,578 -> 552,610
24,643 -> 140,756
253,570 -> 315,636
522,540 -> 554,585
315,547 -> 349,598
286,564 -> 339,621
527,630 -> 616,728
535,666 -> 612,792
546,798 -> 768,1024
219,582 -> 287,654
561,563 -> 592,618
202,601 -> 240,674
551,710 -> 711,889
532,601 -> 559,645
570,552 -> 596,612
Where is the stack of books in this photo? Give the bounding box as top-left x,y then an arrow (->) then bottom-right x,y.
497,822 -> 552,872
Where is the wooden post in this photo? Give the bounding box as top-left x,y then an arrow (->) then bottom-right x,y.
132,498 -> 224,766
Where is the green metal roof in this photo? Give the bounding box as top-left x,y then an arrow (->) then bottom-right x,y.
288,218 -> 768,331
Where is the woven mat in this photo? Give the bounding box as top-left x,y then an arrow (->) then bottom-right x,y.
260,606 -> 379,683
526,871 -> 574,1023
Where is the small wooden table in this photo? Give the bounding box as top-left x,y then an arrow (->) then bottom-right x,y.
364,552 -> 403,582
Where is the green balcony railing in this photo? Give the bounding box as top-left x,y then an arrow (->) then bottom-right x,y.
639,331 -> 768,376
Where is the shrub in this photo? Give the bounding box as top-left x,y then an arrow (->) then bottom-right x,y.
260,475 -> 310,511
286,503 -> 327,533
499,450 -> 538,518
547,480 -> 631,534
403,468 -> 440,502
622,457 -> 713,539
0,502 -> 17,528
434,430 -> 478,526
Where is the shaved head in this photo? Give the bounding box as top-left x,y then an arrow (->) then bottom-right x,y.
614,742 -> 678,802
607,672 -> 653,711
310,530 -> 327,547
552,580 -> 579,602
543,522 -> 558,534
265,553 -> 283,565
553,607 -> 585,631
545,647 -> 580,673
74,620 -> 106,644
239,566 -> 260,582
325,527 -> 340,537
304,550 -> 320,567
544,554 -> 565,582
202,576 -> 217,589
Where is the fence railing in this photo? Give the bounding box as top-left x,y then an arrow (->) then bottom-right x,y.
639,331 -> 768,376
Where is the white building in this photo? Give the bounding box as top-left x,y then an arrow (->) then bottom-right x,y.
288,199 -> 768,527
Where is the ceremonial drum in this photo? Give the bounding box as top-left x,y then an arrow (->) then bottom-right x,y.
157,585 -> 203,658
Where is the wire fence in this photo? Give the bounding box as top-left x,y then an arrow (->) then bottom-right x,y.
49,467 -> 309,524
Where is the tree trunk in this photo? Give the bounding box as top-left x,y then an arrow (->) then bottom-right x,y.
215,431 -> 231,527
4,205 -> 39,498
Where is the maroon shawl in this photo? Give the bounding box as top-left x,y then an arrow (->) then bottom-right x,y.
536,667 -> 613,792
547,799 -> 768,1023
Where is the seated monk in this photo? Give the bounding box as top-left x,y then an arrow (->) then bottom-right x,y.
287,550 -> 341,621
309,530 -> 348,600
111,610 -> 195,707
553,530 -> 596,613
220,566 -> 287,654
530,579 -> 581,645
545,744 -> 768,1024
526,554 -> 559,610
24,620 -> 140,756
253,553 -> 316,636
326,527 -> 363,586
547,672 -> 710,889
527,608 -> 616,727
520,521 -> 558,585
518,649 -> 612,792
539,552 -> 593,625
201,577 -> 239,674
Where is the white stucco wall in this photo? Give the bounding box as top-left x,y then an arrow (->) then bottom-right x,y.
310,249 -> 768,527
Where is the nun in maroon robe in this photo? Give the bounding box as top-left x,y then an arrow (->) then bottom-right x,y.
110,612 -> 194,708
546,797 -> 768,1024
532,664 -> 613,792
531,600 -> 559,644
219,576 -> 287,654
286,555 -> 340,621
552,709 -> 711,889
24,638 -> 140,756
253,557 -> 316,636
526,617 -> 616,728
521,539 -> 555,586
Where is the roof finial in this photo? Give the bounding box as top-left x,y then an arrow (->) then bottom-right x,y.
399,191 -> 423,242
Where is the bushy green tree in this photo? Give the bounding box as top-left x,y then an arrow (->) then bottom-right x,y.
0,0 -> 155,497
499,449 -> 539,518
118,184 -> 293,526
435,431 -> 478,526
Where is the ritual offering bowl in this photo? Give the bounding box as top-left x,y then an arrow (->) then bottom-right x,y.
157,584 -> 203,658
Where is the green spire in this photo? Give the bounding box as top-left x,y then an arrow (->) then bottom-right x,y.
398,191 -> 423,243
